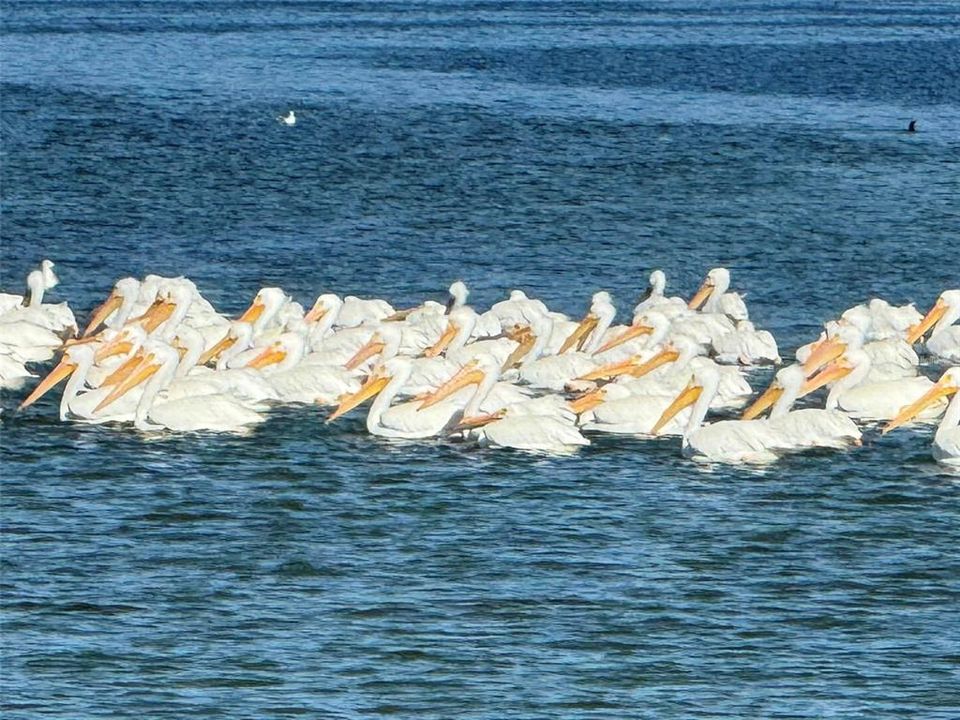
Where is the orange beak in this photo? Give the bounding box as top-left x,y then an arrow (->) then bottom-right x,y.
558,313 -> 598,354
577,355 -> 642,381
198,333 -> 237,366
452,409 -> 507,432
94,337 -> 133,364
627,346 -> 680,379
100,349 -> 145,389
326,372 -> 391,422
304,302 -> 328,324
568,387 -> 606,415
501,332 -> 537,372
246,344 -> 287,371
237,297 -> 266,324
94,352 -> 160,413
18,357 -> 77,410
345,335 -> 385,370
883,377 -> 956,434
741,383 -> 783,420
593,324 -> 653,355
651,380 -> 702,435
688,279 -> 714,310
424,321 -> 459,358
418,361 -> 484,410
801,359 -> 854,397
802,337 -> 846,375
83,292 -> 123,337
127,298 -> 176,333
906,298 -> 948,344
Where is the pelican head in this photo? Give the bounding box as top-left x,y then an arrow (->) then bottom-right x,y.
426,306 -> 478,357
907,289 -> 960,343
446,281 -> 469,313
688,267 -> 731,310
741,363 -> 807,420
245,332 -> 304,372
18,342 -> 97,411
327,356 -> 412,422
304,293 -> 342,324
884,367 -> 959,434
418,354 -> 501,410
652,357 -> 720,435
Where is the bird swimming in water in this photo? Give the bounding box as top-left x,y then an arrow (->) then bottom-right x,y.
278,110 -> 296,126
907,119 -> 917,132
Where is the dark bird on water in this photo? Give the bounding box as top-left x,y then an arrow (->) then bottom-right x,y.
907,119 -> 917,132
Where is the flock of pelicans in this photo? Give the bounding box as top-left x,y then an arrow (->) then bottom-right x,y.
1,260 -> 958,466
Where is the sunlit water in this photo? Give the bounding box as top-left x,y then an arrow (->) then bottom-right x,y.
2,1 -> 959,717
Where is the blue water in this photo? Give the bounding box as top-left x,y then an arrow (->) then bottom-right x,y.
2,1 -> 959,717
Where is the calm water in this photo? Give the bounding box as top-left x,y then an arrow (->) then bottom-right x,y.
2,1 -> 959,717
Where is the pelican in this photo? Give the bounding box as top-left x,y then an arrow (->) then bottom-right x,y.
632,270 -> 688,320
0,347 -> 34,390
0,320 -> 63,364
335,295 -> 395,328
803,348 -> 945,421
0,259 -> 76,337
486,290 -> 559,331
799,318 -> 918,383
245,332 -> 360,404
326,356 -> 472,439
82,277 -> 142,336
418,354 -> 589,452
687,267 -> 749,321
741,364 -> 862,449
883,367 -> 959,466
652,362 -> 794,464
18,343 -> 142,422
385,281 -> 470,322
576,381 -> 692,436
279,110 -> 296,126
581,335 -> 752,410
712,320 -> 781,366
98,342 -> 265,432
908,290 -> 960,362
841,298 -> 922,341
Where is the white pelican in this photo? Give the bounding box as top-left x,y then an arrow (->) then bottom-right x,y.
279,110 -> 296,126
908,290 -> 960,362
803,348 -> 945,421
741,364 -> 862,449
0,259 -> 76,337
424,307 -> 519,368
589,310 -> 664,364
0,347 -> 34,390
687,267 -> 749,321
99,342 -> 265,432
486,290 -> 559,331
799,319 -> 918,383
632,270 -> 689,320
712,320 -> 781,366
82,277 -> 142,336
841,298 -> 921,341
327,356 -> 472,439
883,367 -> 960,466
0,320 -> 63,364
335,295 -> 395,328
245,332 -> 360,404
18,343 -> 142,423
652,362 -> 793,464
576,381 -> 692,436
418,354 -> 589,452
580,335 -> 752,410
385,281 -> 470,322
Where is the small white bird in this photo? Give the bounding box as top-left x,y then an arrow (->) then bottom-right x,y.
278,110 -> 296,126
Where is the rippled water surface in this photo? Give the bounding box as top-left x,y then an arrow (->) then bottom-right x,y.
2,1 -> 959,717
